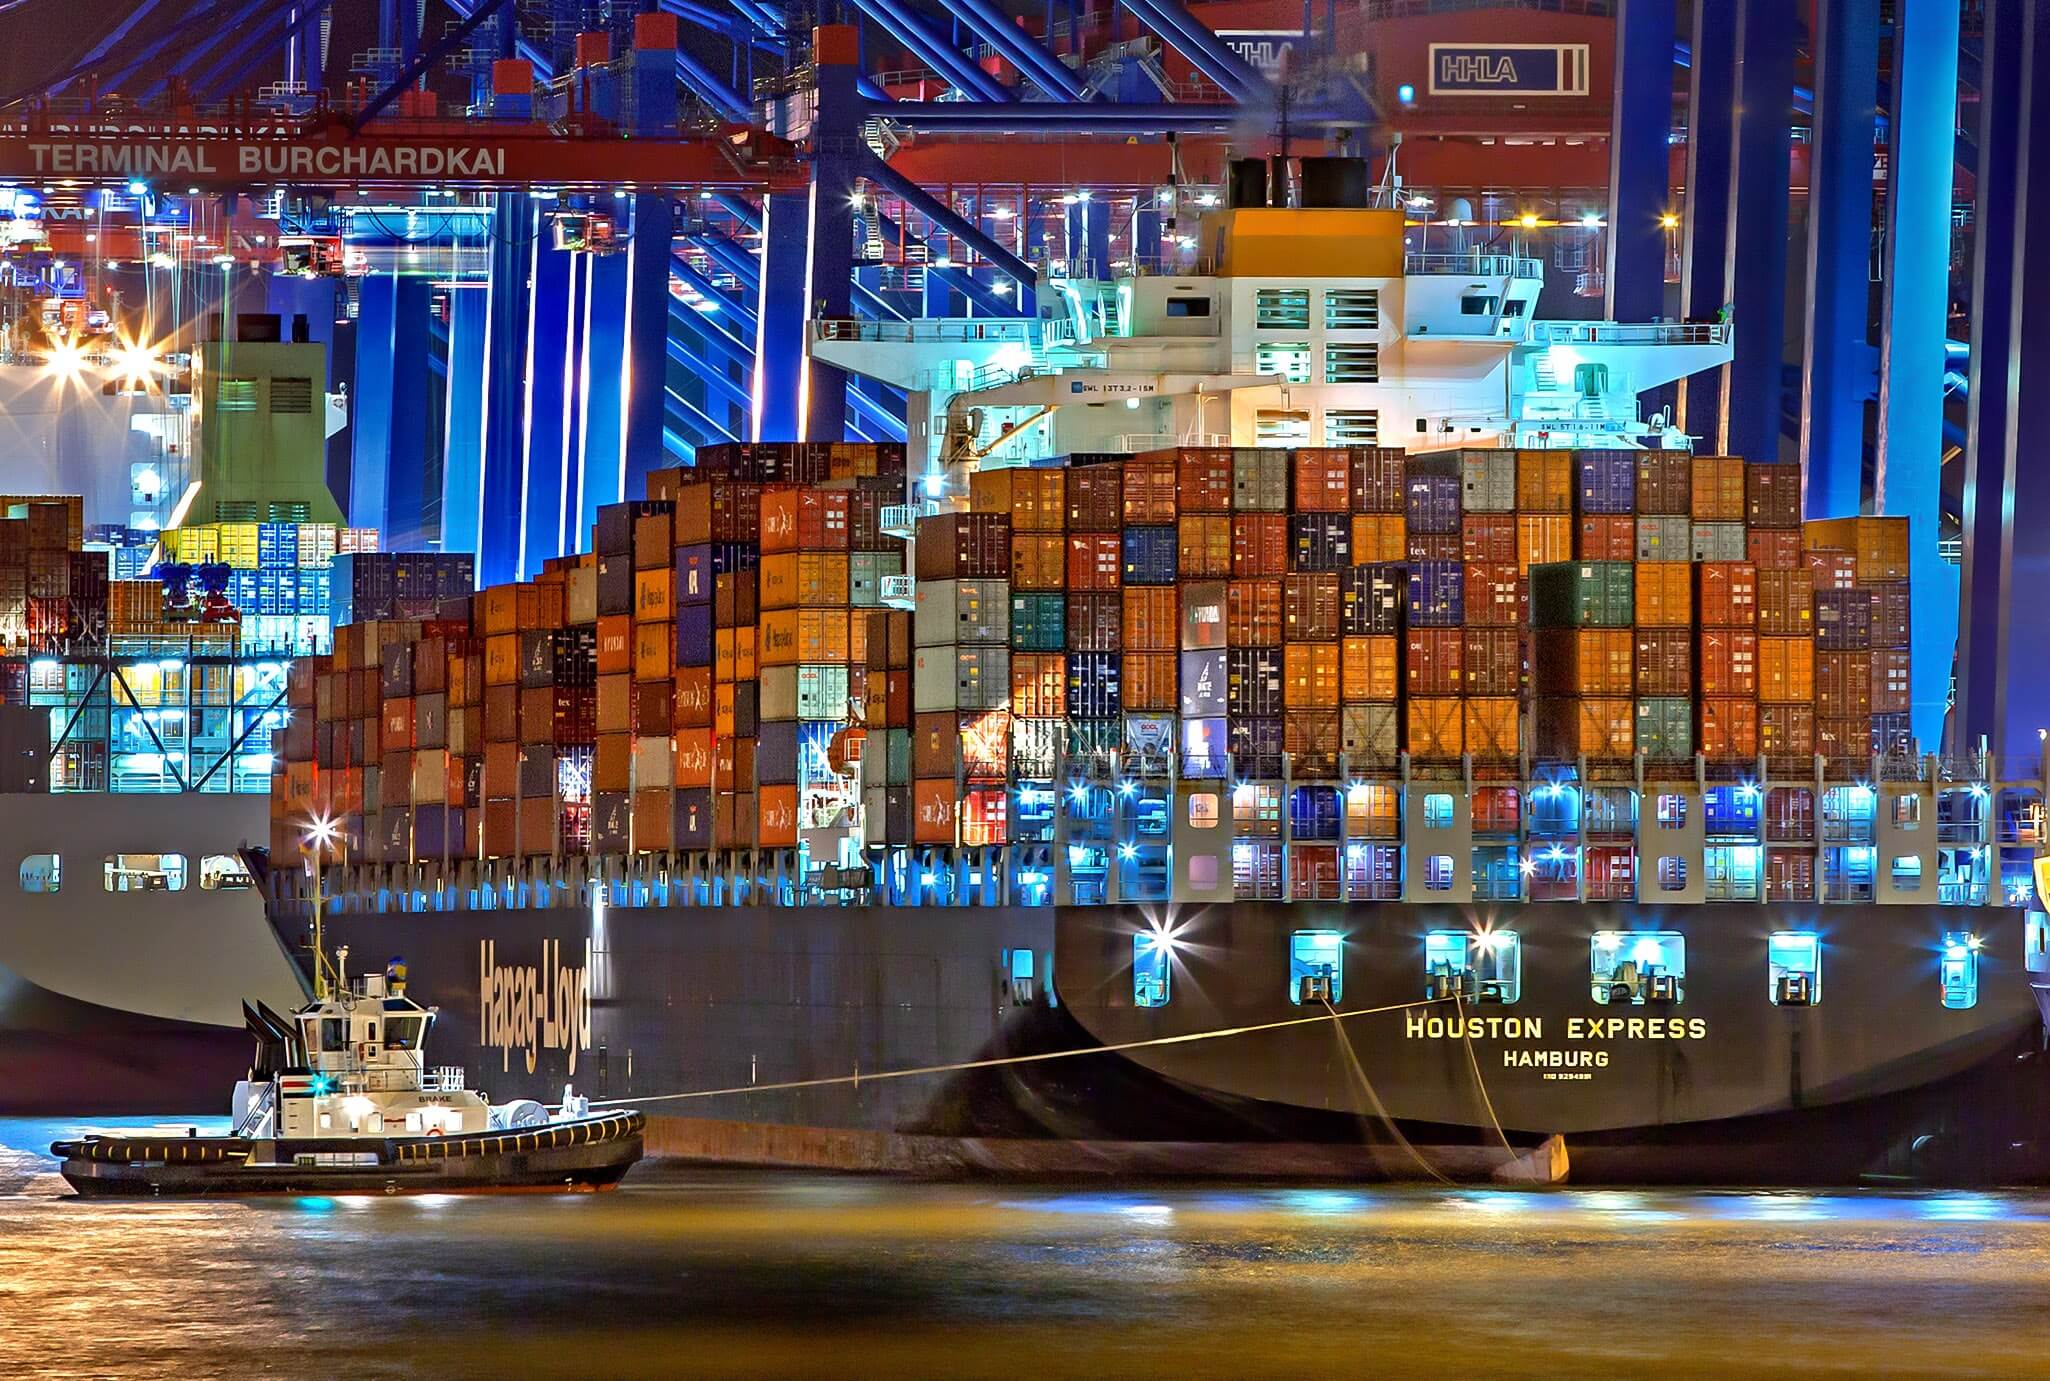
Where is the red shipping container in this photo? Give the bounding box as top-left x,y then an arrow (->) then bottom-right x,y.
915,513 -> 1011,580
1696,561 -> 1758,626
1294,449 -> 1351,512
1407,531 -> 1462,563
1176,449 -> 1235,513
1231,513 -> 1289,576
1464,563 -> 1523,626
1350,448 -> 1405,514
1698,697 -> 1759,758
1226,580 -> 1283,646
1065,463 -> 1124,531
1288,844 -> 1341,900
1283,573 -> 1341,641
1010,654 -> 1067,718
1747,528 -> 1804,570
1756,569 -> 1814,634
1635,451 -> 1693,516
1817,716 -> 1870,763
960,787 -> 1008,848
1870,583 -> 1911,649
1745,463 -> 1805,528
1634,628 -> 1693,696
1816,650 -> 1873,719
1066,532 -> 1122,590
1760,702 -> 1816,760
913,779 -> 958,844
1871,649 -> 1911,713
1066,592 -> 1124,651
1586,845 -> 1637,900
1576,514 -> 1636,561
1803,548 -> 1857,591
1767,849 -> 1815,902
1405,628 -> 1464,695
1462,628 -> 1523,696
1284,709 -> 1341,777
1699,629 -> 1759,696
1122,454 -> 1179,524
1463,514 -> 1518,565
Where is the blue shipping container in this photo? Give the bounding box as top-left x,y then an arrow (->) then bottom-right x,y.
1406,560 -> 1465,627
1121,526 -> 1178,585
1288,513 -> 1352,571
1405,473 -> 1461,534
1067,651 -> 1122,718
1576,451 -> 1637,514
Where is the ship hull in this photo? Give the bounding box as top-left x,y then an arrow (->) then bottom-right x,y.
0,792 -> 308,1116
270,897 -> 2050,1185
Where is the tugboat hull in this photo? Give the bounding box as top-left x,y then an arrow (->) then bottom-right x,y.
52,1111 -> 645,1197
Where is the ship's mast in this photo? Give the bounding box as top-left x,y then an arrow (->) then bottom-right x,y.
305,815 -> 340,1000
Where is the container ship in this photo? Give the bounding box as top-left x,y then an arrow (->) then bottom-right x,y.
258,426 -> 2050,1184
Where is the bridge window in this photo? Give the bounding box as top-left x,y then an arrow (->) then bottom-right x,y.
1165,296 -> 1212,318
1891,855 -> 1924,892
1460,294 -> 1499,317
1324,409 -> 1380,445
1324,343 -> 1380,384
1422,792 -> 1455,829
1255,409 -> 1310,445
1325,289 -> 1380,330
1768,931 -> 1822,1006
384,1015 -> 427,1051
1940,932 -> 1980,1010
1254,287 -> 1310,330
1288,930 -> 1343,1005
18,854 -> 58,893
1591,930 -> 1686,1006
1255,342 -> 1312,384
1132,932 -> 1171,1008
200,854 -> 255,890
104,853 -> 186,892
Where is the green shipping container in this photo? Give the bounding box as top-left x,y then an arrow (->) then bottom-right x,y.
1530,561 -> 1635,628
881,728 -> 913,785
1010,592 -> 1067,651
1635,697 -> 1694,759
797,663 -> 851,719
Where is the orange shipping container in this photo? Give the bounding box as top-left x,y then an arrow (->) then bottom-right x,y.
673,728 -> 713,787
1283,642 -> 1341,708
971,467 -> 1065,530
674,666 -> 712,727
484,632 -> 521,685
1011,533 -> 1066,591
1176,448 -> 1235,512
1124,652 -> 1179,711
760,608 -> 850,666
1803,515 -> 1910,583
1341,635 -> 1398,702
1011,654 -> 1067,718
1758,636 -> 1815,701
1406,697 -> 1464,759
1516,514 -> 1572,573
1697,561 -> 1758,626
634,568 -> 673,623
1633,562 -> 1694,627
1465,698 -> 1520,760
596,616 -> 632,675
1691,456 -> 1747,521
757,785 -> 799,847
1350,513 -> 1405,564
759,551 -> 850,609
1515,451 -> 1573,512
1178,514 -> 1232,577
1226,579 -> 1282,645
1122,586 -> 1179,652
633,621 -> 673,682
1122,455 -> 1178,524
914,779 -> 958,844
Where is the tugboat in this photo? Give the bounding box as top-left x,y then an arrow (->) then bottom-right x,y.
51,944 -> 644,1197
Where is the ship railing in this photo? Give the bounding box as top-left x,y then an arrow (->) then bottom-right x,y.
1112,432 -> 1229,453
1527,320 -> 1732,348
1405,252 -> 1543,280
420,1066 -> 467,1093
813,318 -> 1043,346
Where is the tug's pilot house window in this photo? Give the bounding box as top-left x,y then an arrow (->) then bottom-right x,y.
384,1015 -> 427,1050
1591,931 -> 1686,1005
1940,931 -> 1981,1010
1768,931 -> 1822,1006
1425,929 -> 1522,1004
1289,930 -> 1343,1004
1132,933 -> 1171,1008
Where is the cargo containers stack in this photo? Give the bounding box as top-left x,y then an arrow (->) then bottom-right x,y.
1744,462 -> 1814,772
162,518 -> 382,653
914,511 -> 1011,848
1803,515 -> 1913,764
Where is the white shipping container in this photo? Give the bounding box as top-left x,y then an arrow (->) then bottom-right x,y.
913,645 -> 1010,712
759,665 -> 800,721
1690,521 -> 1747,562
1636,516 -> 1691,561
1460,451 -> 1516,513
914,578 -> 1011,646
797,663 -> 851,719
632,736 -> 674,789
567,565 -> 599,625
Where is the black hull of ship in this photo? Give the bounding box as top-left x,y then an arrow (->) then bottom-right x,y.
0,962 -> 250,1116
267,899 -> 2050,1184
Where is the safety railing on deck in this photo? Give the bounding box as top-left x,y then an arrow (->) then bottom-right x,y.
1405,252 -> 1544,279
1528,321 -> 1732,347
814,318 -> 1041,345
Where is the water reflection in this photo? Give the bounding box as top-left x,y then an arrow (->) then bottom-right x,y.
5,1120 -> 2050,1379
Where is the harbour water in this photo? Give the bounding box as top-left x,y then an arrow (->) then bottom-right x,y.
4,1117 -> 2048,1379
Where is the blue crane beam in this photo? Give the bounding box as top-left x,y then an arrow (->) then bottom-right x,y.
48,0 -> 174,96
944,0 -> 1087,99
859,152 -> 1036,300
859,101 -> 1278,133
1117,0 -> 1263,101
352,0 -> 512,130
844,0 -> 1012,101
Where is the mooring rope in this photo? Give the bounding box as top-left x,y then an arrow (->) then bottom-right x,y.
599,994 -> 1456,1106
1320,997 -> 1455,1185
